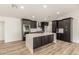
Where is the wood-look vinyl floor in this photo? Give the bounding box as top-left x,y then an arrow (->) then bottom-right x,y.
0,40 -> 79,55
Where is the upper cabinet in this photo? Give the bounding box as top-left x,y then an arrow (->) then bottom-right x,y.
30,21 -> 37,28
22,18 -> 37,28
52,21 -> 58,33
52,17 -> 73,42
22,19 -> 31,25
41,22 -> 49,26
40,22 -> 49,32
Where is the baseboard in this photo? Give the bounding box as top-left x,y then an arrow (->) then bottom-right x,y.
4,39 -> 22,43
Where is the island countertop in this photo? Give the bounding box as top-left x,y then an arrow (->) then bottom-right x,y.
26,32 -> 56,37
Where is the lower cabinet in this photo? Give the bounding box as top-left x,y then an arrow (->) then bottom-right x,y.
41,36 -> 45,45
33,35 -> 54,49
33,37 -> 41,49
57,33 -> 64,40
48,35 -> 53,43
44,36 -> 49,44
41,36 -> 49,45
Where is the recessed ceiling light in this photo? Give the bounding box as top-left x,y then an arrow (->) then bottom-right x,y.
43,5 -> 47,8
57,12 -> 60,15
32,16 -> 35,18
20,6 -> 24,9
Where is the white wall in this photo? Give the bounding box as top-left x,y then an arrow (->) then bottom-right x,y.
0,16 -> 51,43
0,22 -> 4,41
5,17 -> 22,42
0,16 -> 22,43
47,22 -> 52,33
58,10 -> 79,43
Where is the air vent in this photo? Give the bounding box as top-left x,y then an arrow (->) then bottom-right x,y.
11,4 -> 18,8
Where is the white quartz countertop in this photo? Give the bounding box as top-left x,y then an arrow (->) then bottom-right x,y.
26,32 -> 56,37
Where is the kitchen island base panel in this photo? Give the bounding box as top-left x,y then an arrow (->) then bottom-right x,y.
26,33 -> 57,54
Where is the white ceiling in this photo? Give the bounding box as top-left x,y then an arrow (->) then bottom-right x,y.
0,4 -> 79,21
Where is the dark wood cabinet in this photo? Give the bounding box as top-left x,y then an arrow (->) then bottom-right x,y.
22,19 -> 37,41
48,35 -> 53,43
58,20 -> 63,28
41,36 -> 49,45
22,19 -> 31,25
58,19 -> 71,42
41,22 -> 49,32
63,19 -> 71,42
44,36 -> 49,44
57,33 -> 64,40
22,19 -> 37,28
41,36 -> 45,45
33,35 -> 54,49
30,21 -> 37,28
57,20 -> 64,40
41,22 -> 48,26
52,17 -> 72,42
33,37 -> 41,49
52,21 -> 58,33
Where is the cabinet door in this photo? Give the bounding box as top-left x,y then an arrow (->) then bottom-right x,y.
33,37 -> 41,49
63,19 -> 71,42
41,36 -> 45,45
57,21 -> 63,40
41,22 -> 45,32
44,36 -> 49,44
64,32 -> 70,42
52,21 -> 57,33
58,20 -> 64,28
30,21 -> 37,28
48,35 -> 53,43
23,20 -> 31,25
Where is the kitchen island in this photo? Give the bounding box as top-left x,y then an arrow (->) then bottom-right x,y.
26,32 -> 57,54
